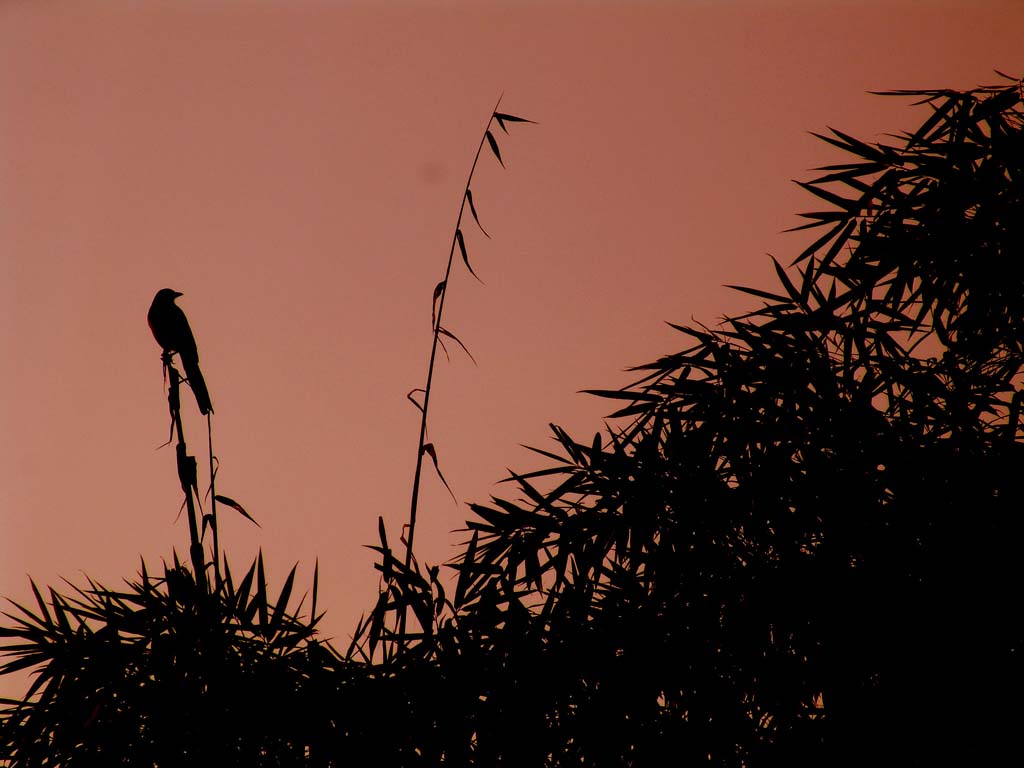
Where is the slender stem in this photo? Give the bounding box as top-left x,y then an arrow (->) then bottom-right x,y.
208,413 -> 221,592
404,97 -> 501,571
167,363 -> 206,590
398,98 -> 503,648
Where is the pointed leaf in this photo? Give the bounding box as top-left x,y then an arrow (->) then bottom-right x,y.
485,130 -> 504,167
422,443 -> 457,501
221,557 -> 234,594
454,531 -> 479,608
234,559 -> 258,615
407,388 -> 425,413
792,218 -> 855,266
30,580 -> 53,629
215,495 -> 260,527
725,284 -> 792,304
49,589 -> 71,636
432,281 -> 446,328
799,256 -> 816,305
816,219 -> 857,272
493,111 -> 535,134
256,552 -> 269,630
456,229 -> 482,282
580,389 -> 661,402
437,334 -> 451,362
269,564 -> 298,637
772,256 -> 801,304
793,179 -> 859,211
311,558 -> 320,621
466,189 -> 490,238
438,326 -> 477,364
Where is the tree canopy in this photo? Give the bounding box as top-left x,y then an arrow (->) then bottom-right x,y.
3,76 -> 1022,766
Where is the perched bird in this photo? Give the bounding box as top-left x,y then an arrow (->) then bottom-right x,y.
147,288 -> 213,415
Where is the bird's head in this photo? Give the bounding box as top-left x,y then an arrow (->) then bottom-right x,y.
154,288 -> 183,303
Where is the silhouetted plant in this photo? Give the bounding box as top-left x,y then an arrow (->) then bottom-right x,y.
0,304 -> 319,764
4,76 -> 1021,766
354,99 -> 533,663
0,555 -> 339,765
452,75 -> 1023,765
0,98 -> 535,766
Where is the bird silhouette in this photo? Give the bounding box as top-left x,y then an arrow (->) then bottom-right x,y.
148,288 -> 213,415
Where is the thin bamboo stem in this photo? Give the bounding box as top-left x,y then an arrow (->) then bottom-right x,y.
404,96 -> 503,571
397,99 -> 504,650
207,414 -> 221,591
166,362 -> 206,590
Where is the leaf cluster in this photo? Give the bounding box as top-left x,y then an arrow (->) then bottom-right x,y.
3,78 -> 1022,765
0,555 -> 346,765
447,75 -> 1024,765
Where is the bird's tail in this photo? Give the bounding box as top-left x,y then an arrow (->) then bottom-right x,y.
181,356 -> 214,415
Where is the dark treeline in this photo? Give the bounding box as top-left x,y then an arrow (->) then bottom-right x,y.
2,77 -> 1021,766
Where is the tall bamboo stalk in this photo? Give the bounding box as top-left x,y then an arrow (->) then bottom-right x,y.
397,98 -> 533,650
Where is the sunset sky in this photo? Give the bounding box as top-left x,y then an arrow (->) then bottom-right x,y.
2,0 -> 1021,691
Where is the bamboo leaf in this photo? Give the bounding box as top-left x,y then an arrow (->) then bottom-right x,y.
485,130 -> 505,167
725,284 -> 792,304
438,326 -> 477,364
30,580 -> 53,629
422,443 -> 457,501
788,210 -> 850,227
906,95 -> 957,147
48,589 -> 72,636
772,256 -> 801,304
268,564 -> 298,638
256,552 -> 269,631
793,179 -> 861,212
799,256 -> 816,305
215,495 -> 260,527
792,217 -> 854,266
493,111 -> 536,133
466,189 -> 490,238
234,559 -> 258,615
816,219 -> 857,272
812,127 -> 889,161
407,388 -> 425,413
311,559 -> 320,621
520,442 -> 574,464
454,531 -> 479,608
432,280 -> 446,329
456,229 -> 483,283
580,388 -> 662,402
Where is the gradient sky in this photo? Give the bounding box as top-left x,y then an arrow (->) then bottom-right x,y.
2,0 -> 1021,692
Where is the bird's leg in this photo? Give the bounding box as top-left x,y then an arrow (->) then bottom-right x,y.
154,353 -> 179,448
161,354 -> 182,448
160,350 -> 174,384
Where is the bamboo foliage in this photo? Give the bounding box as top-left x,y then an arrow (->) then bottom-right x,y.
0,556 -> 337,765
2,78 -> 1022,765
0,98 -> 535,766
357,99 -> 533,663
452,76 -> 1024,764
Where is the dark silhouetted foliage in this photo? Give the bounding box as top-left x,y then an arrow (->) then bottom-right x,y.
3,77 -> 1022,766
450,75 -> 1024,766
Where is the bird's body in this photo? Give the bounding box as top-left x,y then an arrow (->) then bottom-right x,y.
148,288 -> 213,415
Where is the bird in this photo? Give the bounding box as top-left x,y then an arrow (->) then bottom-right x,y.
147,288 -> 214,415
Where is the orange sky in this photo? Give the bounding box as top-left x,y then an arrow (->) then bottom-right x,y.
2,0 -> 1021,691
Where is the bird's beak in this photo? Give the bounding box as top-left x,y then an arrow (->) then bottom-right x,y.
172,291 -> 183,298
